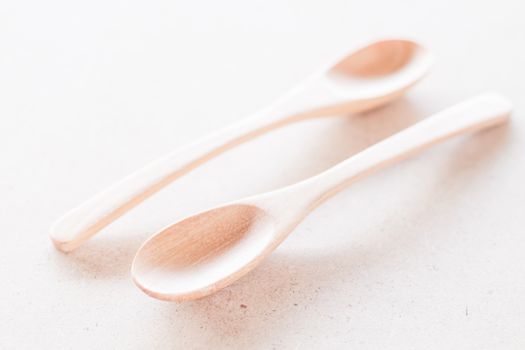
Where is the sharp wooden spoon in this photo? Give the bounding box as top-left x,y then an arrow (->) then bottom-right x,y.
51,38 -> 432,252
131,93 -> 511,301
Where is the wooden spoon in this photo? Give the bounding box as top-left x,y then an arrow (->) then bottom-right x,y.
51,38 -> 432,252
131,93 -> 511,301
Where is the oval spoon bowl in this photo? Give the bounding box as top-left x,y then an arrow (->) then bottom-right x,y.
132,204 -> 277,301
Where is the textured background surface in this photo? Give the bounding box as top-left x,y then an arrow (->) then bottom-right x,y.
1,0 -> 524,348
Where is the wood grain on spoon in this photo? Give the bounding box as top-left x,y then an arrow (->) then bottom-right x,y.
132,93 -> 512,302
50,38 -> 432,252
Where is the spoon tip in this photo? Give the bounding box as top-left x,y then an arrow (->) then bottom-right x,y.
131,204 -> 278,301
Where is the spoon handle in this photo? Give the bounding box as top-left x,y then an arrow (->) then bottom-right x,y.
292,93 -> 511,211
50,77 -> 378,252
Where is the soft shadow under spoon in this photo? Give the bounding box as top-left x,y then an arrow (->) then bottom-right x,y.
51,38 -> 432,252
132,93 -> 511,301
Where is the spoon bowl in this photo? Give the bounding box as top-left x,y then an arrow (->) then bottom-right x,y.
326,39 -> 431,100
132,204 -> 276,301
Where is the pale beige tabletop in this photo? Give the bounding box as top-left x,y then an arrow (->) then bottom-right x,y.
1,0 -> 524,348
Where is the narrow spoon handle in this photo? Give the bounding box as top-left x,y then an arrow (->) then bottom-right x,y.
50,77 -> 383,252
286,93 -> 511,215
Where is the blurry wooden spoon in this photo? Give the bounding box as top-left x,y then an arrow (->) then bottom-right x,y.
51,38 -> 432,252
131,93 -> 511,301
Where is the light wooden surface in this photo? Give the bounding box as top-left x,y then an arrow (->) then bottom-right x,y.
1,0 -> 525,349
132,94 -> 511,301
50,39 -> 431,252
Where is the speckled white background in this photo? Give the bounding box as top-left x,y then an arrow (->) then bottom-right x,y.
1,0 -> 524,348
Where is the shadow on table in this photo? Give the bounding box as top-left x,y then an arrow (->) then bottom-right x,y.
51,231 -> 147,280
